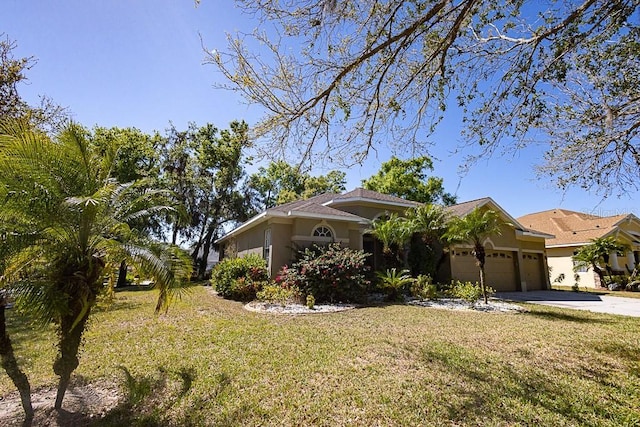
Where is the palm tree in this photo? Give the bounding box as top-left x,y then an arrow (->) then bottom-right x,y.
445,208 -> 504,304
406,204 -> 450,276
572,236 -> 629,288
369,214 -> 413,269
0,119 -> 192,413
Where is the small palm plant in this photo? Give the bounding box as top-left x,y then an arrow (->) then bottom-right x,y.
0,119 -> 192,415
445,207 -> 504,304
572,236 -> 629,288
376,268 -> 413,301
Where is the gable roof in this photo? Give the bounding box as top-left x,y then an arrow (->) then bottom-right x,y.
215,189 -> 403,243
324,187 -> 420,208
517,208 -> 635,247
444,197 -> 554,240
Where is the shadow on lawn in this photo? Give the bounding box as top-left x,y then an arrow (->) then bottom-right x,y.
524,308 -> 612,324
91,366 -> 198,427
419,341 -> 636,425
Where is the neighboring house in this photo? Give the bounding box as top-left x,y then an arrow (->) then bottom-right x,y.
518,209 -> 640,288
216,188 -> 552,291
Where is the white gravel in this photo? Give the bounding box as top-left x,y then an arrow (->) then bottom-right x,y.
407,298 -> 526,313
245,301 -> 357,314
244,298 -> 525,314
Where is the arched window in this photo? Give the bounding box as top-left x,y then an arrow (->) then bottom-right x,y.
312,225 -> 333,238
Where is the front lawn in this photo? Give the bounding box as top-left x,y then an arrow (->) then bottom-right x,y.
2,285 -> 639,426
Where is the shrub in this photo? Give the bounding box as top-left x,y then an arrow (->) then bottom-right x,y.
211,254 -> 269,301
256,283 -> 301,306
376,268 -> 413,301
446,280 -> 494,304
280,243 -> 371,303
410,274 -> 438,300
306,294 -> 316,309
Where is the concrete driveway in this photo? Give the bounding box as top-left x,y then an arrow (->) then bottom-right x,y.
496,290 -> 640,318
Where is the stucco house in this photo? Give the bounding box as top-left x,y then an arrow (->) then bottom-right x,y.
518,209 -> 640,288
216,188 -> 552,291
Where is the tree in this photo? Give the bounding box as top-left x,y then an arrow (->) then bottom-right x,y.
1,34 -> 67,132
406,203 -> 451,276
572,236 -> 629,288
247,160 -> 346,210
161,121 -> 253,279
210,1 -> 640,194
445,208 -> 504,304
362,156 -> 456,205
90,126 -> 166,288
369,214 -> 413,269
0,119 -> 192,413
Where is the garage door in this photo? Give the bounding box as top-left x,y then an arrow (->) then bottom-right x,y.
484,251 -> 518,291
522,253 -> 544,290
450,249 -> 481,283
451,249 -> 518,291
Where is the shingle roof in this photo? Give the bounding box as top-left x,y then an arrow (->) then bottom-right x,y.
443,197 -> 492,218
517,209 -> 630,246
270,198 -> 364,220
328,187 -> 420,207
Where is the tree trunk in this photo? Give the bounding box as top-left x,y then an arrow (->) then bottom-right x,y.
171,223 -> 179,245
198,226 -> 216,280
53,299 -> 94,409
592,264 -> 607,288
0,297 -> 33,423
473,243 -> 488,304
116,260 -> 128,288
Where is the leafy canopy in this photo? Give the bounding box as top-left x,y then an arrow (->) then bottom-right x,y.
211,1 -> 640,195
362,156 -> 456,205
247,160 -> 346,209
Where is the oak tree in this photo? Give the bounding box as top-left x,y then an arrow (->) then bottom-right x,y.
210,1 -> 640,195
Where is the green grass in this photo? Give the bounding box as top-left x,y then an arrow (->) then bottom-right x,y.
551,284 -> 640,299
3,285 -> 640,426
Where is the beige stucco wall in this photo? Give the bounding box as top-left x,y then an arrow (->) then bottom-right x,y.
547,246 -> 598,288
232,217 -> 364,277
235,222 -> 269,258
447,222 -> 549,291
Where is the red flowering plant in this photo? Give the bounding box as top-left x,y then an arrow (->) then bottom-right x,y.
286,243 -> 371,303
210,254 -> 269,301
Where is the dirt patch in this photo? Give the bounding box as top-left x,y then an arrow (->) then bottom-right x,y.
0,380 -> 123,426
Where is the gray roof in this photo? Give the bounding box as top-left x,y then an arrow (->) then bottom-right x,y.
443,197 -> 492,218
327,187 -> 420,207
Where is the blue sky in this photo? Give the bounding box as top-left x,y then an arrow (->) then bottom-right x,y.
4,0 -> 638,219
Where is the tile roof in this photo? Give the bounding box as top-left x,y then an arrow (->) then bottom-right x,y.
517,209 -> 630,246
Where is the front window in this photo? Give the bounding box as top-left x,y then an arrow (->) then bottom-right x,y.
312,225 -> 333,238
263,229 -> 271,268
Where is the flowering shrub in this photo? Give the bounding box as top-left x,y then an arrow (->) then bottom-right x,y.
278,243 -> 371,303
211,254 -> 269,301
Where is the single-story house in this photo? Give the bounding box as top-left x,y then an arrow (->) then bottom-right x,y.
518,209 -> 640,288
216,188 -> 552,291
